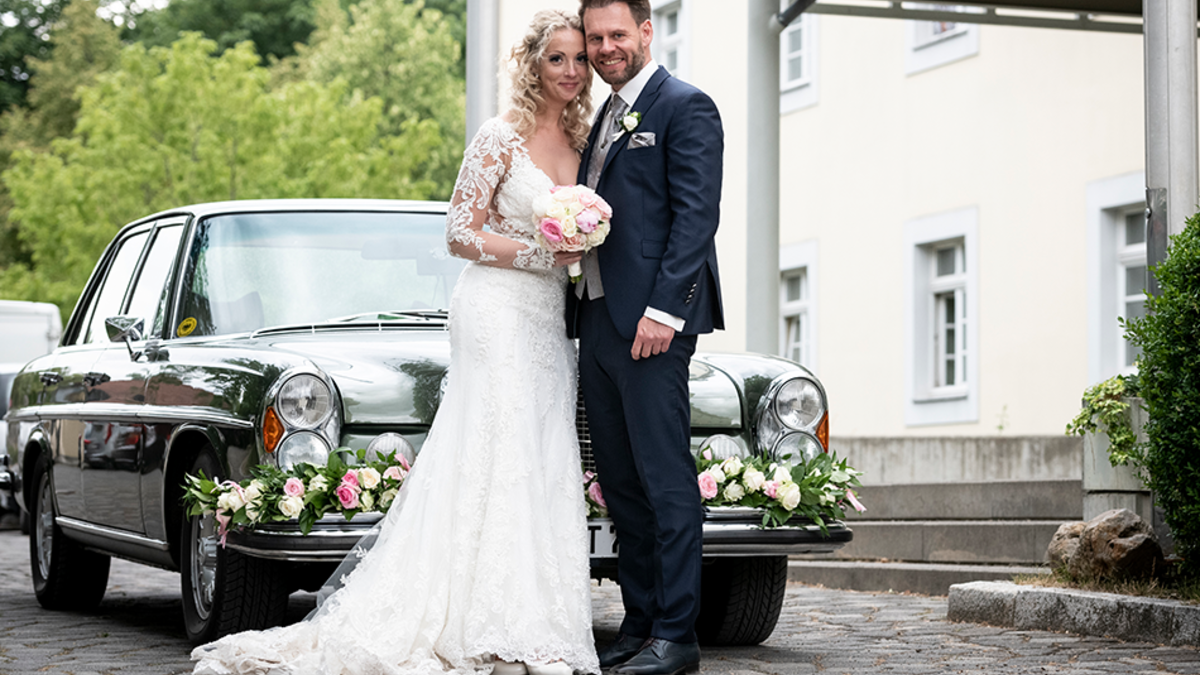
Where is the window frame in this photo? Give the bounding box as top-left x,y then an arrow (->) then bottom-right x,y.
904,4 -> 980,75
779,240 -> 819,371
1086,171 -> 1147,383
651,0 -> 689,83
780,13 -> 819,114
903,207 -> 978,426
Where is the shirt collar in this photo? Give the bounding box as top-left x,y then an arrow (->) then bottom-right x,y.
613,58 -> 659,110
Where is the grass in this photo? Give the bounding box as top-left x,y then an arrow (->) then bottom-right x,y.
1012,566 -> 1200,604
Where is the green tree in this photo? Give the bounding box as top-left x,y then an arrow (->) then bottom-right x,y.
0,0 -> 122,268
1,33 -> 439,316
284,0 -> 464,198
0,0 -> 69,111
122,0 -> 318,63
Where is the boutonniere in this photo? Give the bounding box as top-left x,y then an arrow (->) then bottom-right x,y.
614,111 -> 642,139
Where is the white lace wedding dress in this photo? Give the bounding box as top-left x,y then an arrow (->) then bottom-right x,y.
191,118 -> 599,675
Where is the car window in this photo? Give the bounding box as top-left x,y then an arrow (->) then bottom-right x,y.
81,231 -> 150,345
178,211 -> 466,337
0,371 -> 14,418
126,224 -> 184,339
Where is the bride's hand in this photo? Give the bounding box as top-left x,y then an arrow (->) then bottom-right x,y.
554,251 -> 583,268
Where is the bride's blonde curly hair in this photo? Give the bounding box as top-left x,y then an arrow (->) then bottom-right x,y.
508,9 -> 594,152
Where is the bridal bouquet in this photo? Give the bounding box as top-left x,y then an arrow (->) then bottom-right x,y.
533,184 -> 613,282
695,450 -> 865,533
182,449 -> 411,541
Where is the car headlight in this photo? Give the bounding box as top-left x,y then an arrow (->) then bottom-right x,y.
277,374 -> 333,428
276,431 -> 331,470
772,432 -> 824,464
366,432 -> 416,466
697,434 -> 748,460
755,375 -> 828,459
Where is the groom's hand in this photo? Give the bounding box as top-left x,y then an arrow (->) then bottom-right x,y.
632,316 -> 674,360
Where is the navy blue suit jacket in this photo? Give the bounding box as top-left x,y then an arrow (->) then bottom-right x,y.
568,66 -> 724,340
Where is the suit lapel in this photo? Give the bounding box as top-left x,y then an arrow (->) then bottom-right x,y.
599,66 -> 670,180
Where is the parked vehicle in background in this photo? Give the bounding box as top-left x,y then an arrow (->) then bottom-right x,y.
0,301 -> 63,365
2,200 -> 849,647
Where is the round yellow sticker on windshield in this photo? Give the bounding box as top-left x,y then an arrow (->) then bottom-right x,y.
177,317 -> 197,337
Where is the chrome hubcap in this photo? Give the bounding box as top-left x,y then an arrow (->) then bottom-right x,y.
36,474 -> 53,579
189,512 -> 219,619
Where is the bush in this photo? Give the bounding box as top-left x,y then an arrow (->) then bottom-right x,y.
1125,213 -> 1200,577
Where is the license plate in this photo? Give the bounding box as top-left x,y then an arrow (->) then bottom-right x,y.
588,518 -> 619,558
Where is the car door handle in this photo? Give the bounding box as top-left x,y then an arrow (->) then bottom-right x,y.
40,372 -> 62,386
83,372 -> 110,387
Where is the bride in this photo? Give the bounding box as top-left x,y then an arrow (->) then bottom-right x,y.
191,9 -> 599,675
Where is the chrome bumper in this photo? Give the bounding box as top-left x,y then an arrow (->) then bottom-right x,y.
223,507 -> 853,563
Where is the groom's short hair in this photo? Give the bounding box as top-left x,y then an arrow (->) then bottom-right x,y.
579,0 -> 652,26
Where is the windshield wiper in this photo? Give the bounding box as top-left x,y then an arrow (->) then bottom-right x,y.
328,310 -> 449,323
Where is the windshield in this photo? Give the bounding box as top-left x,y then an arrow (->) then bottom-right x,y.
178,210 -> 466,337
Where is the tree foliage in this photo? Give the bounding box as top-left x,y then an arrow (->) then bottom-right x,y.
0,33 -> 440,315
1125,214 -> 1200,577
0,0 -> 69,111
122,0 -> 318,63
284,0 -> 464,198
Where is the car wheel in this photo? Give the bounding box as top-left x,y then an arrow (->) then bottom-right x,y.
28,453 -> 110,610
180,448 -> 288,644
695,556 -> 788,646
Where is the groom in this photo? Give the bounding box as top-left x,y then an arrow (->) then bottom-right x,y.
569,1 -> 724,674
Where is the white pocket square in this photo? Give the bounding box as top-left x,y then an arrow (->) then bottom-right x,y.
629,132 -> 656,148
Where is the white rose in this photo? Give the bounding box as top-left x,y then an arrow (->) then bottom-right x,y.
621,113 -> 639,132
381,488 -> 398,509
720,457 -> 744,477
243,480 -> 265,503
742,468 -> 765,493
723,482 -> 746,502
279,495 -> 304,518
705,466 -> 726,484
772,466 -> 792,485
360,492 -> 375,511
358,467 -> 381,490
245,504 -> 261,522
546,202 -> 568,219
586,229 -> 607,247
778,482 -> 801,511
217,491 -> 246,512
560,216 -> 578,237
309,475 -> 329,493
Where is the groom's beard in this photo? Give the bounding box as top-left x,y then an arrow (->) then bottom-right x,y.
598,43 -> 647,88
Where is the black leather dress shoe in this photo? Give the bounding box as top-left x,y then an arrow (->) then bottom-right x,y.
598,633 -> 648,669
609,638 -> 700,675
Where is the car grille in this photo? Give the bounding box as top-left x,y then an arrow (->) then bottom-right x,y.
577,387 -> 595,474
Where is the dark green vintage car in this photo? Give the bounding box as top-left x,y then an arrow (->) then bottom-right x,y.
1,200 -> 849,646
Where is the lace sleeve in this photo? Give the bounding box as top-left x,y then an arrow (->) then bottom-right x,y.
446,120 -> 554,270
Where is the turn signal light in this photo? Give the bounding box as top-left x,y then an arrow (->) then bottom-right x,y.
816,411 -> 829,451
263,406 -> 284,453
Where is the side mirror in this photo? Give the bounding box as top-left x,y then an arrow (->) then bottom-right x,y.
105,316 -> 145,361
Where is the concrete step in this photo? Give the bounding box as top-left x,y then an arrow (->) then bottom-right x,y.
845,480 -> 1082,521
803,519 -> 1065,565
788,559 -> 1050,596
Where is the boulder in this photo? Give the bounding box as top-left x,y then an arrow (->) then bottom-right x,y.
1047,521 -> 1085,569
1066,508 -> 1165,580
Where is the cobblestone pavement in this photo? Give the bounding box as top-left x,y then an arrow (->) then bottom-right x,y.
1,529 -> 1199,674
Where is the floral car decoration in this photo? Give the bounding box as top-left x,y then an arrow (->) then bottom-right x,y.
184,449 -> 864,540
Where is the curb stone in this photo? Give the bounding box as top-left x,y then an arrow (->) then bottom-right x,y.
949,580 -> 1200,646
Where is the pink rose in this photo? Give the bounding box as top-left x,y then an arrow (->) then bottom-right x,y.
764,481 -> 779,499
398,454 -> 411,471
593,196 -> 613,220
587,481 -> 607,508
540,218 -> 564,243
698,472 -> 719,500
583,470 -> 596,482
562,233 -> 585,249
576,209 -> 600,234
383,465 -> 407,482
335,483 -> 361,509
341,470 -> 359,488
283,477 -> 305,498
702,448 -> 713,460
552,188 -> 577,203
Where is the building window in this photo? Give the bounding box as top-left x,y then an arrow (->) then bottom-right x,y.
652,1 -> 687,82
904,4 -> 979,75
1086,172 -> 1146,383
780,12 -> 818,113
904,207 -> 978,426
779,241 -> 819,370
1118,208 -> 1147,369
930,242 -> 967,392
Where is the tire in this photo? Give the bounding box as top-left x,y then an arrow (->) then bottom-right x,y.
29,453 -> 110,610
181,448 -> 288,644
696,556 -> 788,646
